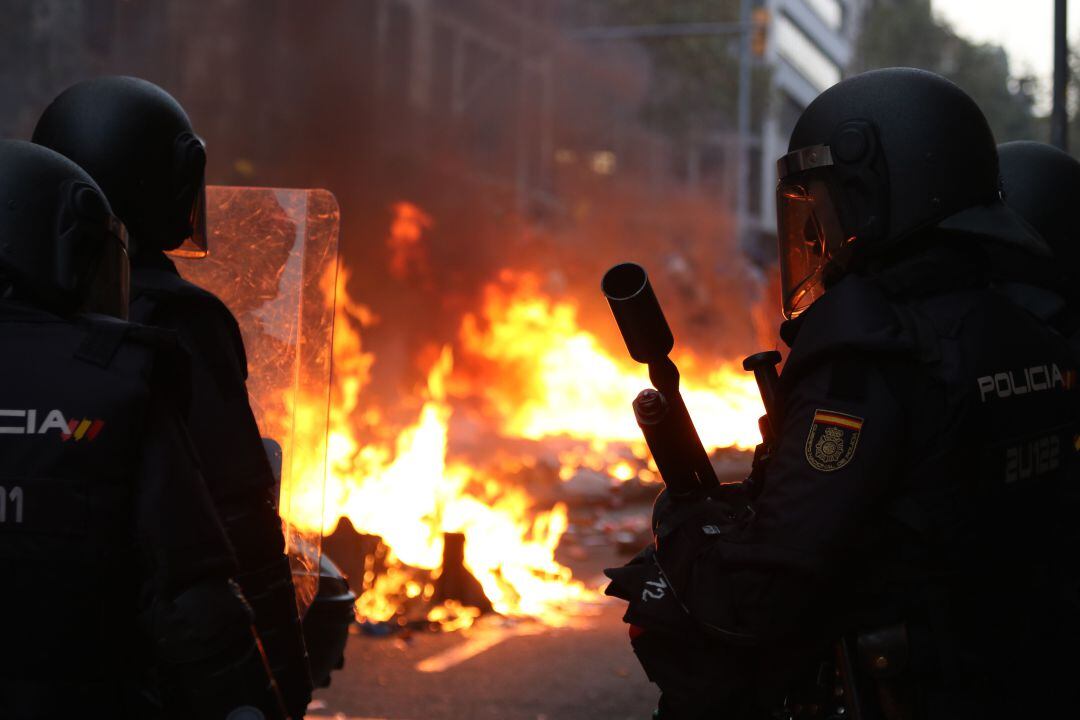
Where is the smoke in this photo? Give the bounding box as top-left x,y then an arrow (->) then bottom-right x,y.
0,0 -> 771,435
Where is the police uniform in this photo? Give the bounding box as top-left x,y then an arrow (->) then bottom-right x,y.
33,76 -> 313,716
130,249 -> 311,715
610,243 -> 1080,719
606,69 -> 1080,719
0,303 -> 256,717
998,140 -> 1080,355
0,138 -> 288,719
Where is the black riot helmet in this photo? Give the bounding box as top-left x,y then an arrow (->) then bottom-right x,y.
32,76 -> 207,258
776,67 -> 1042,318
0,139 -> 130,319
999,140 -> 1080,269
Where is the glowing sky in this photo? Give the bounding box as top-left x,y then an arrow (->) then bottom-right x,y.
932,0 -> 1079,110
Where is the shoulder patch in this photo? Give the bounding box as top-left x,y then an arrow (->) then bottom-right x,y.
805,409 -> 864,472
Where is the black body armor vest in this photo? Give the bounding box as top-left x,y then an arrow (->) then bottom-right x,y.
0,301 -> 233,716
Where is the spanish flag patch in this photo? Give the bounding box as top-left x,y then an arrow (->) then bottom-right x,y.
805,409 -> 864,472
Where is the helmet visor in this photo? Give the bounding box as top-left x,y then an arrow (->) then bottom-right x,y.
80,216 -> 130,320
776,167 -> 851,319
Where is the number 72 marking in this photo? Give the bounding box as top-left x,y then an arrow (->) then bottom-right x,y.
641,577 -> 667,602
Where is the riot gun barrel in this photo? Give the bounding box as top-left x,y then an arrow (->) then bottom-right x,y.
602,263 -> 718,501
601,262 -> 674,365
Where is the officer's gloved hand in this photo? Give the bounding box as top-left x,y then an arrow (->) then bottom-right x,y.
608,490 -> 746,613
654,499 -> 742,593
606,489 -> 757,718
604,547 -> 754,720
651,486 -> 750,544
604,544 -> 686,635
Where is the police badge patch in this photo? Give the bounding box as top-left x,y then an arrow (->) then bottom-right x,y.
805,409 -> 863,472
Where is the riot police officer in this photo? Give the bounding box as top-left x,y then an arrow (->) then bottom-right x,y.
606,68 -> 1080,719
33,76 -> 314,718
997,140 -> 1080,342
0,139 -> 287,719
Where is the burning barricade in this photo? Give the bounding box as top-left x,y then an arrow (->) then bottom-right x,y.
179,189 -> 764,642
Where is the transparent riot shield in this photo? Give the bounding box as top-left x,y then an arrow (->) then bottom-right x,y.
173,186 -> 339,615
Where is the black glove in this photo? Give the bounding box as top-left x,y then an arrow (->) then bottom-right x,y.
605,544 -> 756,720
651,487 -> 749,545
607,491 -> 760,716
605,499 -> 749,644
605,544 -> 691,638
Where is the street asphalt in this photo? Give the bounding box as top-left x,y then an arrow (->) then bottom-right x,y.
310,545 -> 659,720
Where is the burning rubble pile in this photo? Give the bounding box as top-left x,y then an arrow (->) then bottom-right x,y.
189,191 -> 767,633
307,204 -> 766,633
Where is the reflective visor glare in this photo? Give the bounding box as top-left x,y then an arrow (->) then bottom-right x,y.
776,176 -> 846,318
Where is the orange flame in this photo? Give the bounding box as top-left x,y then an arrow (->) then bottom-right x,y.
291,204 -> 763,630
387,201 -> 433,280
323,344 -> 594,627
458,270 -> 764,463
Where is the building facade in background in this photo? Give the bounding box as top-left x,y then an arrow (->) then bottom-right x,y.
749,0 -> 865,258
0,0 -> 864,271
